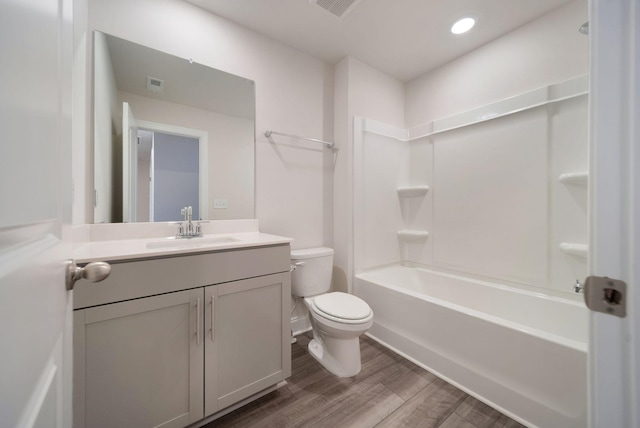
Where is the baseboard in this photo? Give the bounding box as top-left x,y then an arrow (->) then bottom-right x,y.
291,315 -> 311,336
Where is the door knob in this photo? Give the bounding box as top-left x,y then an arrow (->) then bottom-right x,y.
65,259 -> 111,291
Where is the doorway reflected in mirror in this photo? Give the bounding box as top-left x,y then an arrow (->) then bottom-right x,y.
136,129 -> 201,222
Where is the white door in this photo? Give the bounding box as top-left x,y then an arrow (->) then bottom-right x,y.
588,0 -> 640,427
0,0 -> 73,427
123,102 -> 139,223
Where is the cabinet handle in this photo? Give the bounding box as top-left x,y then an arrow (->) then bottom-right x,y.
196,298 -> 201,346
210,295 -> 215,342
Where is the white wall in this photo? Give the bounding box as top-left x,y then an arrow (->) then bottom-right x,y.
333,57 -> 405,292
405,0 -> 588,126
79,0 -> 334,249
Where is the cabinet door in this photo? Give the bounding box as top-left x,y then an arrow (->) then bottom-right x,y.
74,289 -> 204,428
204,273 -> 291,415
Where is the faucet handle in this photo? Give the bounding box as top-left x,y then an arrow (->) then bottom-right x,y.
180,206 -> 193,222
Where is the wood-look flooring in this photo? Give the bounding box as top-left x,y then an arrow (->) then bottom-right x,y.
206,333 -> 526,428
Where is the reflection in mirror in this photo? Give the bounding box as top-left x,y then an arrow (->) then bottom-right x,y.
93,31 -> 255,223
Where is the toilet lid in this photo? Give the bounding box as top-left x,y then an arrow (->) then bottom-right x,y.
313,292 -> 371,320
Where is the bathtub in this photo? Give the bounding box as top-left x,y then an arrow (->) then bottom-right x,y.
354,265 -> 587,428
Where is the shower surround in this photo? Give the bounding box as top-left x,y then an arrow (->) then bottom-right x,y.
353,76 -> 589,428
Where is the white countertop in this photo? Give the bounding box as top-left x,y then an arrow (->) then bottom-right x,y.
74,232 -> 293,263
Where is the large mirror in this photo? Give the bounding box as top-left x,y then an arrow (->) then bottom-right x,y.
93,31 -> 255,223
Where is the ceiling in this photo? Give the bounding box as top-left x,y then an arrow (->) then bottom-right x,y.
186,0 -> 575,81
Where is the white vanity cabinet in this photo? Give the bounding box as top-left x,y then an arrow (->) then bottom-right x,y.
73,244 -> 291,428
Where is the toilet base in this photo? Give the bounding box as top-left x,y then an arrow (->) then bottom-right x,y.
307,336 -> 363,377
308,338 -> 324,361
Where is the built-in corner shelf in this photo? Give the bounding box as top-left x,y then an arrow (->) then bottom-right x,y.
397,185 -> 429,197
397,230 -> 429,241
559,242 -> 588,257
558,172 -> 588,185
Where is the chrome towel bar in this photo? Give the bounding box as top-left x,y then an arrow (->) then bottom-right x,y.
264,130 -> 335,148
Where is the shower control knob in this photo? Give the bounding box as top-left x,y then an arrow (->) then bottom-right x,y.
65,259 -> 111,291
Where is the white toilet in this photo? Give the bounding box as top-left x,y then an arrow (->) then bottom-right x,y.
291,247 -> 373,377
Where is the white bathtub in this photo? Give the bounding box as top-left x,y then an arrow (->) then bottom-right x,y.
354,265 -> 587,428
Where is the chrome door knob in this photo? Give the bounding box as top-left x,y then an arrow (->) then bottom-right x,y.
65,259 -> 111,291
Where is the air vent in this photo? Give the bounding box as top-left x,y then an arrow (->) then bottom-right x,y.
311,0 -> 363,18
146,76 -> 164,94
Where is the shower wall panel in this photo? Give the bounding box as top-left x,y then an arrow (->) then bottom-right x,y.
403,137 -> 434,264
432,107 -> 549,286
356,132 -> 408,269
355,78 -> 588,295
548,95 -> 588,293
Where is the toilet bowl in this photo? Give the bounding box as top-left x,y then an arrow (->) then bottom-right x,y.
291,247 -> 373,377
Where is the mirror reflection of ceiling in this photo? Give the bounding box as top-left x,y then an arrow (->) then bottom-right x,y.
187,0 -> 576,81
107,35 -> 254,120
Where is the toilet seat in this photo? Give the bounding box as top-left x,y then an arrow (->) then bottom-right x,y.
307,292 -> 372,325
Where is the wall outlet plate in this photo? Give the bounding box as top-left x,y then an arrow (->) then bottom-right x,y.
213,199 -> 228,209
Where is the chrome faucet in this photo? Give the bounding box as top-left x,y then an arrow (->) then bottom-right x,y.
176,206 -> 202,238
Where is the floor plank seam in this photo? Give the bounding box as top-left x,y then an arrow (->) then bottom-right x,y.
435,393 -> 469,427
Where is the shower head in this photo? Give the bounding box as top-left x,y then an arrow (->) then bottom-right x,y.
579,21 -> 589,35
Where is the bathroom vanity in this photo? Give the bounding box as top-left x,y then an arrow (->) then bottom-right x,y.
72,227 -> 292,428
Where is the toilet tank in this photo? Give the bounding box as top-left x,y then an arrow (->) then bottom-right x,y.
290,247 -> 334,297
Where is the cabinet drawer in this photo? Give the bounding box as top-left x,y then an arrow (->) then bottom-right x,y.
74,244 -> 291,309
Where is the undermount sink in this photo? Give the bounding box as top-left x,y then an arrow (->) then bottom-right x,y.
145,236 -> 240,249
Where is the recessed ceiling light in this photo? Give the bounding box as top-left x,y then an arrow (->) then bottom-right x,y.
451,17 -> 476,35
